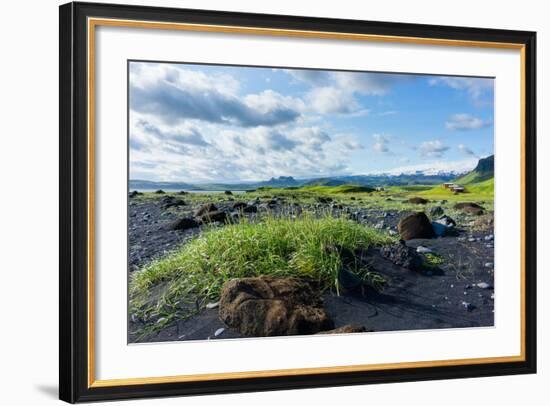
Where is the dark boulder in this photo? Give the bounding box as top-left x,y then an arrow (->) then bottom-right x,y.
154,189 -> 165,194
177,190 -> 188,195
197,210 -> 228,224
160,196 -> 186,209
408,197 -> 429,205
166,217 -> 199,231
454,202 -> 484,211
243,205 -> 258,213
129,190 -> 141,198
219,276 -> 333,337
194,203 -> 218,217
232,202 -> 247,210
431,221 -> 452,237
317,196 -> 332,204
224,190 -> 233,195
397,212 -> 435,240
379,241 -> 423,271
429,206 -> 444,217
463,206 -> 484,215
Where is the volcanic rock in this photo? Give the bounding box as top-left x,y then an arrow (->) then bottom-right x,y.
197,210 -> 228,224
166,217 -> 199,231
194,203 -> 218,217
397,212 -> 435,240
408,197 -> 429,205
379,240 -> 423,271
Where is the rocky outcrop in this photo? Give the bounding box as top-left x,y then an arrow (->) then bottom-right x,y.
219,276 -> 333,337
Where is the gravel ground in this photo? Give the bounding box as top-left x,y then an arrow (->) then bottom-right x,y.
128,194 -> 494,343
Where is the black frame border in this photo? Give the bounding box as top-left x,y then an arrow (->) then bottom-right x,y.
59,2 -> 537,403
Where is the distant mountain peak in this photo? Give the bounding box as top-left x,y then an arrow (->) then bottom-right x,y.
474,155 -> 494,173
454,155 -> 494,184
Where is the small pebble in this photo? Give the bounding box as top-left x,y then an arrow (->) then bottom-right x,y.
484,262 -> 494,268
477,282 -> 492,289
214,328 -> 225,337
416,246 -> 433,254
206,301 -> 219,309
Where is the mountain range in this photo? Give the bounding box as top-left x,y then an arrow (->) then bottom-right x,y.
130,155 -> 494,191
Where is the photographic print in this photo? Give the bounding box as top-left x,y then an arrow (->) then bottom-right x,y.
128,61 -> 495,343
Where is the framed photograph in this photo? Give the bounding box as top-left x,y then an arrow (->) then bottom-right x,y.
59,2 -> 537,403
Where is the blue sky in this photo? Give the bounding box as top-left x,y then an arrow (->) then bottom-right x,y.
129,61 -> 494,183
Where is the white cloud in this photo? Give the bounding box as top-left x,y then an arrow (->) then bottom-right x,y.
332,72 -> 410,96
419,140 -> 450,158
445,113 -> 492,131
305,86 -> 358,114
285,69 -> 332,86
458,144 -> 477,157
429,77 -> 493,106
129,109 -> 363,182
288,69 -> 413,116
130,62 -> 302,127
372,134 -> 392,153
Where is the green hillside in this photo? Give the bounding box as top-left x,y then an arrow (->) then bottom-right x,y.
454,155 -> 494,184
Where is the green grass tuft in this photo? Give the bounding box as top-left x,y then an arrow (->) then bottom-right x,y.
130,215 -> 395,324
423,252 -> 445,269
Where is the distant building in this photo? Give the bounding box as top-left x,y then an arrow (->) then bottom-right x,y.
442,182 -> 465,193
375,186 -> 385,191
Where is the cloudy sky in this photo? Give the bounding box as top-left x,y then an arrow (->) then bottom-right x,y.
129,61 -> 494,183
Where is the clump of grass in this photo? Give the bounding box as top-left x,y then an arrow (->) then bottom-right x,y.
130,214 -> 395,324
423,252 -> 445,269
